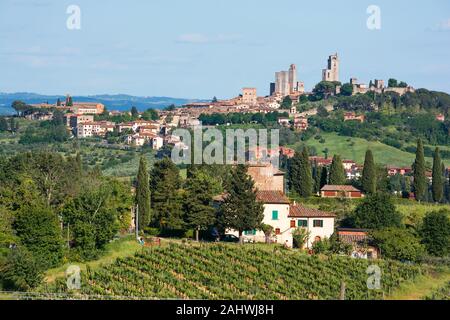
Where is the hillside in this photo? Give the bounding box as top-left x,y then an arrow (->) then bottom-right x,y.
45,243 -> 422,300
0,92 -> 205,114
295,132 -> 450,167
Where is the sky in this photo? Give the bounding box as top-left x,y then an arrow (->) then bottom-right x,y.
0,0 -> 449,99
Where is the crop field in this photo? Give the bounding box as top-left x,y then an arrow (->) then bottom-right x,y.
44,243 -> 422,300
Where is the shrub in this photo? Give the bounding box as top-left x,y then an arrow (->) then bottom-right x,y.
371,228 -> 425,262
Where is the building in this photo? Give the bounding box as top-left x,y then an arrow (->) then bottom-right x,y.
344,112 -> 365,123
350,78 -> 368,95
289,203 -> 336,248
77,122 -> 102,138
337,228 -> 379,259
275,71 -> 290,96
322,53 -> 339,82
293,117 -> 308,132
320,185 -> 363,198
70,103 -> 105,115
242,88 -> 257,105
274,64 -> 304,97
436,114 -> 445,122
247,163 -> 285,193
279,146 -> 295,159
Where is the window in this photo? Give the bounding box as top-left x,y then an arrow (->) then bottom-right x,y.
297,220 -> 308,227
244,229 -> 256,235
313,220 -> 323,228
272,210 -> 279,220
290,220 -> 296,228
275,228 -> 281,235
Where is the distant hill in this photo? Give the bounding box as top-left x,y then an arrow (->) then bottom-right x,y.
0,92 -> 206,115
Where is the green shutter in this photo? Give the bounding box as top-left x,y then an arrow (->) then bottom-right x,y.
272,210 -> 279,220
298,220 -> 308,227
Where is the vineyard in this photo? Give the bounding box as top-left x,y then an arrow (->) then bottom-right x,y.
424,281 -> 450,300
44,243 -> 422,300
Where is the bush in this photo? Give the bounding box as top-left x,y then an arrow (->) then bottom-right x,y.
144,227 -> 161,236
1,248 -> 44,291
312,238 -> 331,254
421,210 -> 450,257
351,193 -> 402,229
371,228 -> 425,262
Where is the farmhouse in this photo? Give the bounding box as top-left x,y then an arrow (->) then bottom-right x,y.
337,228 -> 379,259
321,185 -> 363,198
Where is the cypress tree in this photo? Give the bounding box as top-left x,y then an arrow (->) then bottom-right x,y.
136,156 -> 151,230
298,147 -> 313,197
288,152 -> 301,194
413,139 -> 427,202
432,147 -> 444,203
219,165 -> 264,241
320,166 -> 328,189
361,149 -> 376,194
328,155 -> 346,185
313,164 -> 321,194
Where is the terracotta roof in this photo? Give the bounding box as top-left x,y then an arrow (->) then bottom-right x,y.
321,185 -> 361,192
337,228 -> 370,245
256,191 -> 290,204
289,204 -> 336,218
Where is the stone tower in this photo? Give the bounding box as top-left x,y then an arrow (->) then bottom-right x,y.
322,53 -> 339,82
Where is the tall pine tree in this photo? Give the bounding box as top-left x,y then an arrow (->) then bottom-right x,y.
136,156 -> 151,230
361,149 -> 376,194
320,166 -> 328,189
432,147 -> 443,203
328,155 -> 346,185
219,165 -> 264,240
298,147 -> 313,197
288,152 -> 301,194
184,169 -> 215,241
413,139 -> 427,202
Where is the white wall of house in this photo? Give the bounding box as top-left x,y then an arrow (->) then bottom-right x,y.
289,217 -> 335,248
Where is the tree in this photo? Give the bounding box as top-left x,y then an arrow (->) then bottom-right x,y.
219,165 -> 264,241
421,210 -> 450,257
66,96 -> 73,107
9,118 -> 15,133
340,83 -> 353,96
320,166 -> 328,189
352,193 -> 402,229
388,78 -> 398,88
14,203 -> 64,269
135,157 -> 151,230
297,147 -> 313,197
288,152 -> 301,194
317,105 -> 329,118
371,228 -> 425,262
150,157 -> 183,230
212,96 -> 218,103
0,117 -> 8,131
56,98 -> 61,106
11,100 -> 29,116
131,106 -> 139,119
413,139 -> 427,202
328,155 -> 346,185
432,147 -> 444,203
280,96 -> 293,109
292,227 -> 310,249
1,248 -> 43,291
184,169 -> 215,241
361,150 -> 376,194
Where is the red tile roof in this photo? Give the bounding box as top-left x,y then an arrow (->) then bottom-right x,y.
289,204 -> 336,218
321,185 -> 361,192
256,191 -> 290,204
337,228 -> 370,245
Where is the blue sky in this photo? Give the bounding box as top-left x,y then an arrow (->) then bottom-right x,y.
0,0 -> 449,99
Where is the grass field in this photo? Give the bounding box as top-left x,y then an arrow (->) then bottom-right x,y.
294,132 -> 450,167
44,235 -> 142,284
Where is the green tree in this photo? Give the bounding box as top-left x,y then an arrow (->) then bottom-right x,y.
320,166 -> 328,189
288,151 -> 301,194
14,203 -> 64,269
184,169 -> 215,241
281,96 -> 293,109
361,149 -> 376,194
297,147 -> 313,197
432,147 -> 444,203
388,78 -> 398,88
371,228 -> 425,262
150,157 -> 183,230
219,165 -> 264,241
131,106 -> 139,119
421,210 -> 450,257
1,248 -> 43,291
413,139 -> 427,202
136,157 -> 151,230
0,118 -> 8,131
340,83 -> 353,96
328,155 -> 346,185
352,193 -> 402,229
